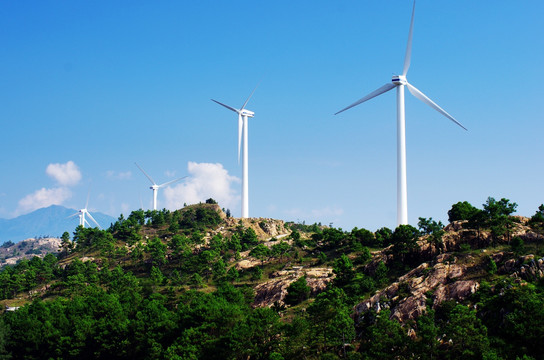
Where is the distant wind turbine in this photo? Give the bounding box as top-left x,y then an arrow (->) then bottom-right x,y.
335,1 -> 466,226
69,192 -> 101,228
135,162 -> 186,211
211,85 -> 258,218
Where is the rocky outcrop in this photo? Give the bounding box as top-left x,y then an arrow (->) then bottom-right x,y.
500,254 -> 544,281
355,254 -> 479,322
0,237 -> 61,267
253,266 -> 333,308
222,217 -> 290,241
387,219 -> 543,270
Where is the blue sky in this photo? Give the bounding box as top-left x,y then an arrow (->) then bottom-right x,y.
1,1 -> 543,231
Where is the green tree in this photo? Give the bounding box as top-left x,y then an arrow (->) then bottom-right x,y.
487,257 -> 498,275
229,307 -> 282,360
467,208 -> 487,241
360,309 -> 410,359
284,276 -> 311,306
147,237 -> 167,267
212,259 -> 227,281
151,266 -> 166,286
351,227 -> 376,248
415,308 -> 439,360
289,229 -> 301,242
0,318 -> 10,360
191,273 -> 204,288
482,197 -> 518,243
333,254 -> 355,287
442,305 -> 489,359
59,231 -> 73,258
375,227 -> 393,247
317,251 -> 327,264
227,233 -> 242,252
528,204 -> 544,232
357,247 -> 372,264
418,217 -> 445,248
374,261 -> 389,286
241,228 -> 259,248
307,288 -> 354,353
448,201 -> 479,223
511,236 -> 525,256
390,225 -> 420,266
250,244 -> 270,267
271,241 -> 290,261
226,266 -> 239,283
477,282 -> 544,358
251,267 -> 263,281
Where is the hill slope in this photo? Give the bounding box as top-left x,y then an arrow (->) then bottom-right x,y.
0,201 -> 543,359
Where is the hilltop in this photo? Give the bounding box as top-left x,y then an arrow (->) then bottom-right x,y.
0,198 -> 543,359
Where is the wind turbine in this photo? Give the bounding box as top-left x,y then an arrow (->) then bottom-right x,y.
335,1 -> 466,226
69,193 -> 101,229
211,86 -> 258,218
135,162 -> 186,211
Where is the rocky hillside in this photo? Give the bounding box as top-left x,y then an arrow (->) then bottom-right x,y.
0,237 -> 60,267
0,199 -> 543,360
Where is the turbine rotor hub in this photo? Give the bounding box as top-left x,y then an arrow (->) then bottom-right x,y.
392,75 -> 407,86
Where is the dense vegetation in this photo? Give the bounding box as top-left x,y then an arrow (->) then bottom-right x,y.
0,198 -> 543,359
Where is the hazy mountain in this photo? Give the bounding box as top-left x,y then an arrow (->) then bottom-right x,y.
0,205 -> 117,244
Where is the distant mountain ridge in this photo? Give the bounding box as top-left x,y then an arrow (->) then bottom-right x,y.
0,205 -> 117,244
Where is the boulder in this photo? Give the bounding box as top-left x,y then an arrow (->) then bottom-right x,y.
253,267 -> 333,307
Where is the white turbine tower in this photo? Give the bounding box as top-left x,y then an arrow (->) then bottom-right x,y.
135,163 -> 186,211
335,1 -> 466,226
211,86 -> 257,218
69,193 -> 101,229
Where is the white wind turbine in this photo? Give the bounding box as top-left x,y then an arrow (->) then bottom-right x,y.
69,193 -> 101,229
335,1 -> 466,226
135,162 -> 186,211
211,86 -> 258,218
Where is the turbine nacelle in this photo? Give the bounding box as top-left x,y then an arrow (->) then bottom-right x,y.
240,109 -> 254,117
150,185 -> 160,191
392,75 -> 407,86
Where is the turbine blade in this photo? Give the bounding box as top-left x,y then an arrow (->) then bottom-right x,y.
67,212 -> 79,219
158,176 -> 187,188
406,82 -> 467,130
241,83 -> 259,110
211,99 -> 239,113
86,212 -> 101,229
335,83 -> 395,115
135,162 -> 157,185
403,0 -> 416,76
238,114 -> 243,164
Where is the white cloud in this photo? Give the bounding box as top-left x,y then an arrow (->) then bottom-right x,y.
163,162 -> 239,210
46,161 -> 81,186
106,170 -> 132,180
165,170 -> 176,178
16,187 -> 72,214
